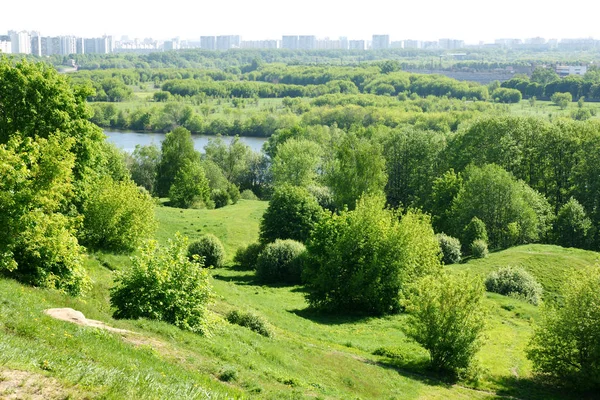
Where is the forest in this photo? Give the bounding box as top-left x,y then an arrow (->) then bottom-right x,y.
1,50 -> 600,399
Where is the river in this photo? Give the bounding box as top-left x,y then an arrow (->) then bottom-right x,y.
104,130 -> 267,153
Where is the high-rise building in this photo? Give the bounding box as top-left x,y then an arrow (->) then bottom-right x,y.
403,40 -> 422,49
10,30 -> 31,54
371,35 -> 390,50
0,35 -> 11,53
30,32 -> 41,56
83,36 -> 113,54
439,38 -> 464,49
60,36 -> 77,55
76,38 -> 85,54
349,40 -> 365,50
298,35 -> 316,50
281,35 -> 298,50
339,36 -> 349,50
216,35 -> 241,50
240,40 -> 278,49
200,36 -> 216,50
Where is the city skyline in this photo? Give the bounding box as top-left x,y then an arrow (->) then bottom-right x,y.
2,0 -> 598,44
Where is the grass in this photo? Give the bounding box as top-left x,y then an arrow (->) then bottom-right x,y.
0,199 -> 592,399
507,99 -> 600,121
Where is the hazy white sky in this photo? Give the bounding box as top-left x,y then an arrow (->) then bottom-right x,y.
1,0 -> 598,43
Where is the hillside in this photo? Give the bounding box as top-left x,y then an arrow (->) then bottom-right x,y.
0,200 -> 591,399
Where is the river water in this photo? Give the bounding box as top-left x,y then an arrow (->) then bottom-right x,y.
104,130 -> 267,153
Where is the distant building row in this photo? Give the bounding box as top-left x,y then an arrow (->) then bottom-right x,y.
0,31 -> 113,55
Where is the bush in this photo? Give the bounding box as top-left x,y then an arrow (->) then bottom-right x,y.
255,239 -> 306,284
81,176 -> 157,253
226,310 -> 272,337
110,234 -> 213,334
210,188 -> 230,208
551,92 -> 572,110
436,234 -> 462,265
188,234 -> 226,268
492,88 -> 522,104
553,197 -> 591,249
240,189 -> 259,200
259,185 -> 325,244
403,272 -> 487,373
462,217 -> 488,253
471,240 -> 489,259
169,160 -> 210,209
227,184 -> 241,204
485,266 -> 543,305
527,267 -> 600,390
233,242 -> 263,270
304,195 -> 441,314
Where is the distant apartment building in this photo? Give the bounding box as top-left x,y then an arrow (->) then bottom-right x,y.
371,35 -> 390,49
494,38 -> 522,48
83,36 -> 113,54
558,38 -> 599,50
0,35 -> 12,53
439,38 -> 464,49
403,40 -> 422,49
339,37 -> 349,50
348,40 -> 365,50
556,65 -> 588,77
422,41 -> 439,49
163,38 -> 180,51
390,41 -> 403,49
298,35 -> 316,50
30,32 -> 41,56
240,40 -> 278,49
76,38 -> 85,54
316,38 -> 343,49
60,36 -> 77,55
281,35 -> 299,50
10,30 -> 31,54
216,35 -> 241,50
200,36 -> 216,50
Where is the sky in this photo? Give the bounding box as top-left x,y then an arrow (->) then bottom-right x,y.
1,0 -> 598,44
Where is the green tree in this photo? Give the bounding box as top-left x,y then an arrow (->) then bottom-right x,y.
156,127 -> 200,197
304,195 -> 441,314
462,217 -> 489,252
527,267 -> 600,390
110,234 -> 213,334
531,67 -> 559,85
551,92 -> 573,110
259,185 -> 325,244
403,272 -> 487,373
553,197 -> 591,248
450,164 -> 552,249
80,176 -> 157,252
168,160 -> 210,208
429,169 -> 463,234
129,144 -> 160,194
271,138 -> 323,188
324,133 -> 387,210
0,135 -> 89,295
203,135 -> 252,186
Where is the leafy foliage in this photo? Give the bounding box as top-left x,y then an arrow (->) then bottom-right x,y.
210,189 -> 230,209
81,176 -> 157,252
110,234 -> 213,334
188,234 -> 226,268
129,144 -> 160,194
403,272 -> 487,373
304,195 -> 441,314
553,197 -> 591,248
233,242 -> 264,270
436,234 -> 462,265
462,217 -> 489,252
156,127 -> 200,197
271,138 -> 323,188
169,160 -> 210,208
0,135 -> 89,295
259,185 -> 325,244
255,240 -> 307,284
527,267 -> 600,390
470,239 -> 489,259
485,266 -> 543,305
226,310 -> 272,337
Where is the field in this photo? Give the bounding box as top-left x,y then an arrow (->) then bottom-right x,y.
1,200 -> 596,399
507,99 -> 600,121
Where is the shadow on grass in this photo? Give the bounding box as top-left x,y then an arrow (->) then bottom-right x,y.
212,273 -> 259,286
372,357 -> 454,388
491,375 -> 592,400
288,307 -> 374,325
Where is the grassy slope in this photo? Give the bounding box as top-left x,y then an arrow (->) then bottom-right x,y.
0,199 -> 591,399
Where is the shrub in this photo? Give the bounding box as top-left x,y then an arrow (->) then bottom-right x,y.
485,266 -> 543,305
227,184 -> 240,204
169,160 -> 210,209
436,234 -> 462,265
226,310 -> 272,337
240,189 -> 259,200
471,240 -> 489,259
210,188 -> 230,208
188,234 -> 226,268
527,267 -> 600,390
110,234 -> 213,334
255,239 -> 306,284
233,242 -> 263,270
259,185 -> 325,244
403,272 -> 487,373
462,217 -> 488,253
551,92 -> 572,110
304,195 -> 441,314
81,176 -> 157,253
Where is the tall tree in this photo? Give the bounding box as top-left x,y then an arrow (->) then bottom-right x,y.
156,127 -> 200,197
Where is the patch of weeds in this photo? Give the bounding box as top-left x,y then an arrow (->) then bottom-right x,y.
226,310 -> 272,337
372,346 -> 405,360
218,367 -> 238,382
501,304 -> 515,312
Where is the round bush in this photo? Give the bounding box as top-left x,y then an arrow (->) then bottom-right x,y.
436,233 -> 462,265
485,266 -> 543,305
226,309 -> 271,337
463,217 -> 488,253
211,189 -> 230,208
255,239 -> 306,284
471,240 -> 489,259
227,184 -> 241,205
188,234 -> 226,268
240,189 -> 259,200
233,242 -> 263,270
